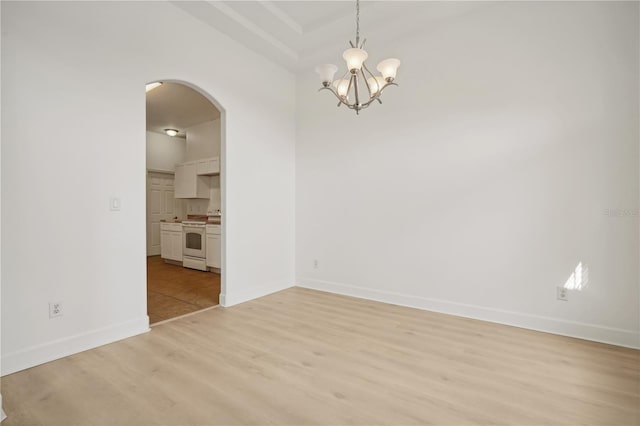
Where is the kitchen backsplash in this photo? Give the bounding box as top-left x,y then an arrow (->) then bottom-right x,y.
186,199 -> 209,215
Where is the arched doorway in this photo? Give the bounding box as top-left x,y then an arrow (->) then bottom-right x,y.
145,80 -> 226,325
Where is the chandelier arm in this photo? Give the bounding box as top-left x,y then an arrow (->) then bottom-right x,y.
377,82 -> 399,96
357,80 -> 399,109
322,86 -> 342,99
330,69 -> 353,107
361,62 -> 376,98
354,82 -> 398,109
361,75 -> 373,100
353,73 -> 361,109
357,94 -> 380,109
346,73 -> 355,98
319,86 -> 342,101
362,61 -> 376,80
319,86 -> 353,109
318,78 -> 397,113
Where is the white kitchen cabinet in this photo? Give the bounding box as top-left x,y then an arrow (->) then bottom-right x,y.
206,224 -> 221,269
160,223 -> 183,261
196,157 -> 220,176
174,162 -> 210,198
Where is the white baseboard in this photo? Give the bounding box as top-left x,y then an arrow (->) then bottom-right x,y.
1,316 -> 150,376
220,281 -> 294,307
297,278 -> 640,349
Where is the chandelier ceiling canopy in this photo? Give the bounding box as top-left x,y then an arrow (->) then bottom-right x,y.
315,0 -> 401,115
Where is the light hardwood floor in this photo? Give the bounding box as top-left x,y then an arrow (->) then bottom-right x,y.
2,287 -> 639,425
147,255 -> 220,324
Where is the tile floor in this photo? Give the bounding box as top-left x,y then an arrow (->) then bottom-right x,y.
147,255 -> 220,324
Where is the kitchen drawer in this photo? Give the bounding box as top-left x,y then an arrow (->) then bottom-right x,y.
206,224 -> 221,235
160,223 -> 182,232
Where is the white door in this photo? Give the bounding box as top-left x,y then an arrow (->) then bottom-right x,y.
147,172 -> 182,256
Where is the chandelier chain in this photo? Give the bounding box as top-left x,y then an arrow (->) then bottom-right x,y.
356,0 -> 360,45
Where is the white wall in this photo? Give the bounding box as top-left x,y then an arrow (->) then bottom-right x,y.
296,2 -> 639,348
146,131 -> 186,172
185,119 -> 221,161
1,1 -> 296,375
0,1 -> 5,416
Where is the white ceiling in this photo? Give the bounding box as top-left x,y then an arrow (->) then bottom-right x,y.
170,1 -> 487,72
148,2 -> 485,133
146,82 -> 221,138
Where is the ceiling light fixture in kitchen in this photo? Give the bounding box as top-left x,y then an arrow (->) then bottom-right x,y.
164,129 -> 179,137
315,0 -> 400,115
145,81 -> 163,92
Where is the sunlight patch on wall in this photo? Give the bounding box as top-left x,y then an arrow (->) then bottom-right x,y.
564,262 -> 589,291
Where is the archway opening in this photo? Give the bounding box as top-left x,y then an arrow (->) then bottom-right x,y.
144,80 -> 226,325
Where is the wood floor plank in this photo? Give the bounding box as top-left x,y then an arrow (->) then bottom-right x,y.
2,287 -> 638,425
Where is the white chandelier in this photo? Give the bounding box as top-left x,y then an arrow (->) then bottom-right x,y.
315,0 -> 401,115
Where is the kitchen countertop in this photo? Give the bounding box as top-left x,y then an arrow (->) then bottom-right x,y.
160,219 -> 221,225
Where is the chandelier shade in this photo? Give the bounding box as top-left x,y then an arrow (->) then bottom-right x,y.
343,48 -> 369,72
333,79 -> 351,98
315,64 -> 338,85
377,58 -> 401,81
315,0 -> 400,114
367,76 -> 386,95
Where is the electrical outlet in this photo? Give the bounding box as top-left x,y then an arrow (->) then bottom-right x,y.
313,259 -> 318,269
49,302 -> 63,318
556,287 -> 568,301
109,197 -> 121,211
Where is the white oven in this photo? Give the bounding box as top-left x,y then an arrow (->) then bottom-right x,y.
182,221 -> 207,271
